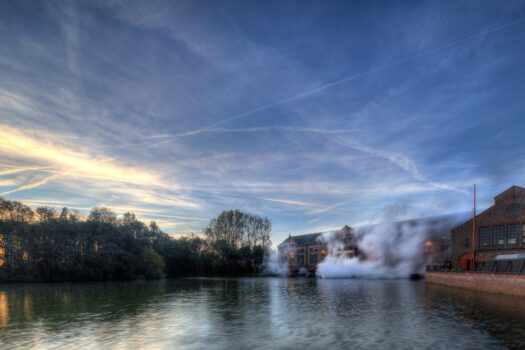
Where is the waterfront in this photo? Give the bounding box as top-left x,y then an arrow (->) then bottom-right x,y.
0,278 -> 524,349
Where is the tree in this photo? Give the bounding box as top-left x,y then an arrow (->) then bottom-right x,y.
205,209 -> 272,274
205,209 -> 271,249
36,207 -> 57,223
88,207 -> 117,224
0,198 -> 273,281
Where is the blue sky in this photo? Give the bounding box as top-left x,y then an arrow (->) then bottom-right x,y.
1,0 -> 525,244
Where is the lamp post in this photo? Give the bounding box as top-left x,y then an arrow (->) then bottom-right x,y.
471,184 -> 476,271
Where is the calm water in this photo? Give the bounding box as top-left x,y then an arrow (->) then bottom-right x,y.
1,278 -> 525,349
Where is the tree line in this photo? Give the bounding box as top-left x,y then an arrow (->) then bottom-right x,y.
0,197 -> 271,282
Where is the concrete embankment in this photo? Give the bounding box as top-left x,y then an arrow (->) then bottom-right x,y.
426,272 -> 525,297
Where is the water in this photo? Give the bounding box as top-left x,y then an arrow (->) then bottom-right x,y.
0,278 -> 524,349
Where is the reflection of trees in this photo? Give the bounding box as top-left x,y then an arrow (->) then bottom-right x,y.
0,292 -> 8,331
0,280 -> 172,337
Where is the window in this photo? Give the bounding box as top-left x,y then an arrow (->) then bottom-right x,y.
506,203 -> 520,214
309,247 -> 318,265
507,224 -> 518,245
479,227 -> 490,247
522,225 -> 525,244
493,226 -> 504,245
296,248 -> 304,265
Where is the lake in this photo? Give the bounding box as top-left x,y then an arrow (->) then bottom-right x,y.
1,277 -> 524,349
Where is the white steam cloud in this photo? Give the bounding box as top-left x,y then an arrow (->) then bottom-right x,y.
263,245 -> 289,276
317,221 -> 432,279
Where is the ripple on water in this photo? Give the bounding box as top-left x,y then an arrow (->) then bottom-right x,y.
0,278 -> 524,349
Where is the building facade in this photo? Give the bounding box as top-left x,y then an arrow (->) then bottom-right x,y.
278,218 -> 455,275
451,186 -> 525,271
278,225 -> 355,274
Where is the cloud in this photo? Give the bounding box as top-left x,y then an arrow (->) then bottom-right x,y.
179,16 -> 525,134
262,198 -> 317,207
0,179 -> 18,187
146,126 -> 360,142
0,173 -> 64,196
1,1 -> 523,238
18,198 -> 90,210
0,165 -> 50,176
332,137 -> 468,195
307,199 -> 353,215
0,124 -> 163,187
0,124 -> 203,211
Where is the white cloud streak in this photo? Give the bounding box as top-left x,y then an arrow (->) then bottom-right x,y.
0,173 -> 65,196
182,16 -> 525,134
332,138 -> 468,195
261,198 -> 317,207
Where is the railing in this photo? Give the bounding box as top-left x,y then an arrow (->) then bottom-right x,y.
426,265 -> 453,273
427,260 -> 525,275
476,244 -> 525,251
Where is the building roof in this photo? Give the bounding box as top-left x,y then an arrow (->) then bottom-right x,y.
279,232 -> 323,247
279,215 -> 464,248
278,225 -> 356,248
452,185 -> 525,232
494,185 -> 525,202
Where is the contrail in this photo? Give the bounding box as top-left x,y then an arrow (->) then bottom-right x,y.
0,173 -> 64,196
186,17 -> 525,133
0,166 -> 50,176
332,137 -> 469,195
145,126 -> 360,148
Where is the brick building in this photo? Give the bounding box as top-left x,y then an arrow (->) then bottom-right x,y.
451,186 -> 525,271
278,225 -> 356,274
278,217 -> 456,275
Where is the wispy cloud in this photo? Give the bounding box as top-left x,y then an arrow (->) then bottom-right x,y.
262,198 -> 317,207
0,124 -> 163,187
0,124 -> 203,211
180,16 -> 525,134
149,126 -> 360,138
0,165 -> 50,176
332,138 -> 469,195
307,199 -> 353,216
0,179 -> 18,187
1,1 -> 523,237
0,173 -> 64,196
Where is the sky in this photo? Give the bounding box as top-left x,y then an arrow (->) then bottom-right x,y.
1,0 -> 525,245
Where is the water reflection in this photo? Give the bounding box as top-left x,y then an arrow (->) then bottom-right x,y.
0,292 -> 8,330
425,283 -> 525,349
0,278 -> 523,349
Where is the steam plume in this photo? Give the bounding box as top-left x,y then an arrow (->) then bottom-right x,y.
317,216 -> 462,279
263,244 -> 290,276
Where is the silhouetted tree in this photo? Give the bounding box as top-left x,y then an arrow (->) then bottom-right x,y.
0,199 -> 272,282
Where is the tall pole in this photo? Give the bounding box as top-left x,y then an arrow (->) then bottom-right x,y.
471,183 -> 476,271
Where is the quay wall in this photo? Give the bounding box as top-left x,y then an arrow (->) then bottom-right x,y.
426,272 -> 525,297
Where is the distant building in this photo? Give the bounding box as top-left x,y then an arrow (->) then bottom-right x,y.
278,225 -> 356,274
451,186 -> 525,272
278,218 -> 456,275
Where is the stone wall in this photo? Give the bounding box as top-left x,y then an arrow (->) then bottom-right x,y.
426,272 -> 525,297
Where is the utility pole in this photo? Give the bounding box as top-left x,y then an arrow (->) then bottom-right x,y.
471,183 -> 476,271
